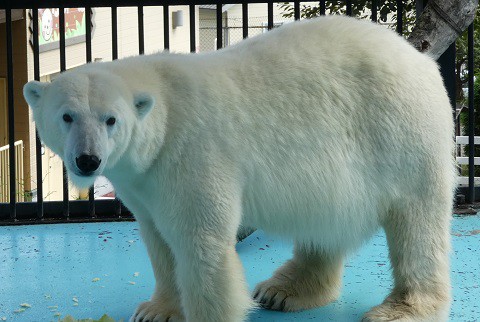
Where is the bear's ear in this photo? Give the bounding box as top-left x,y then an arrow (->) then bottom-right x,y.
133,93 -> 155,119
23,81 -> 49,109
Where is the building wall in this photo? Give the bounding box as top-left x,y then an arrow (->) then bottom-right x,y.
0,79 -> 6,146
26,6 -> 198,79
198,9 -> 218,52
198,4 -> 292,52
0,18 -> 32,195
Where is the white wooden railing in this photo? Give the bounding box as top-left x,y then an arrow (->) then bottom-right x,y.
456,136 -> 480,187
0,140 -> 24,203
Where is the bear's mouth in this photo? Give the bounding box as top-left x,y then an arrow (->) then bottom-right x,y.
68,169 -> 100,189
75,170 -> 97,177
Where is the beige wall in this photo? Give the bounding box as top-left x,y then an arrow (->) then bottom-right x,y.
22,6 -> 200,201
226,3 -> 283,21
41,147 -> 83,201
0,79 -> 6,146
0,19 -> 32,194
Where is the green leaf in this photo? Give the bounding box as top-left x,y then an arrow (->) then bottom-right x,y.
57,314 -> 121,322
97,314 -> 118,322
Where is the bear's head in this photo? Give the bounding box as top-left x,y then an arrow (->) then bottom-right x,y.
23,68 -> 155,188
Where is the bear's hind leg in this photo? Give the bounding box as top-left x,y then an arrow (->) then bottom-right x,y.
364,202 -> 451,322
253,243 -> 343,312
130,218 -> 184,322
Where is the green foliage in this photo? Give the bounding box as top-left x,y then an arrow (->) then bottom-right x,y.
58,314 -> 120,322
279,0 -> 416,34
461,76 -> 480,176
456,7 -> 480,103
457,9 -> 479,174
278,2 -> 479,104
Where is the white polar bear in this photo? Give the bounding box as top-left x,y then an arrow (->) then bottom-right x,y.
24,15 -> 455,322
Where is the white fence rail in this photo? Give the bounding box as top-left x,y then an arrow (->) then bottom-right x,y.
456,136 -> 480,187
0,140 -> 24,203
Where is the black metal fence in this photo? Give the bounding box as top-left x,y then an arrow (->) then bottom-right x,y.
0,0 -> 476,225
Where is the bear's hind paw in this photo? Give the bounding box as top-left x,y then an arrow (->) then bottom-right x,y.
363,295 -> 449,322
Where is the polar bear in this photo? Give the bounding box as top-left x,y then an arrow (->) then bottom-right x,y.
24,15 -> 454,322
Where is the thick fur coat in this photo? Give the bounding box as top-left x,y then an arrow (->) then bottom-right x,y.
24,15 -> 455,322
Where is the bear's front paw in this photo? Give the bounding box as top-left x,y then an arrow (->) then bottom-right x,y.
130,299 -> 185,322
253,276 -> 339,312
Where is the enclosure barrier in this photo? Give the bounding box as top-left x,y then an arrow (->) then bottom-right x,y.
0,140 -> 24,203
456,136 -> 480,187
0,0 -> 475,224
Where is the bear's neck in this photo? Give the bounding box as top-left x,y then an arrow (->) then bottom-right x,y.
102,151 -> 157,204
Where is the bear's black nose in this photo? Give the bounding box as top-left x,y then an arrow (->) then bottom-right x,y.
76,154 -> 101,175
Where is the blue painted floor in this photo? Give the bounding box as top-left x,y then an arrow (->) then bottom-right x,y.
0,215 -> 478,322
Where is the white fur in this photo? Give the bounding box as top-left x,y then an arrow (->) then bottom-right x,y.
24,16 -> 455,322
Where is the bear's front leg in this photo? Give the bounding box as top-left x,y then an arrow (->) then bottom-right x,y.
161,177 -> 255,322
172,237 -> 254,322
131,218 -> 185,322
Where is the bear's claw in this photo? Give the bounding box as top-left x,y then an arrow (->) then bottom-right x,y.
130,299 -> 184,322
253,284 -> 293,312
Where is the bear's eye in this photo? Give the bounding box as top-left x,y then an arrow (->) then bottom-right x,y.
106,117 -> 116,126
63,114 -> 73,123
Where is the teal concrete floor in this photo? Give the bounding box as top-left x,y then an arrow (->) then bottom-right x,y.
0,215 -> 478,322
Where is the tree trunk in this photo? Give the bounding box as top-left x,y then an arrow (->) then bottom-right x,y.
408,0 -> 478,59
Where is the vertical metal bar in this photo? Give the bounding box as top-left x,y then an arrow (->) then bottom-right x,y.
88,187 -> 95,217
85,7 -> 92,62
346,0 -> 352,16
59,7 -> 69,218
396,0 -> 403,35
415,0 -> 424,19
320,0 -> 326,15
468,23 -> 475,202
267,2 -> 274,30
242,3 -> 248,38
112,6 -> 118,60
6,8 -> 16,220
112,6 -> 121,216
216,4 -> 222,50
438,45 -> 457,111
294,1 -> 300,21
59,8 -> 66,71
138,6 -> 145,55
110,9 -> 121,212
371,0 -> 378,22
163,5 -> 170,50
115,198 -> 122,217
32,8 -> 44,219
85,6 -> 95,217
62,167 -> 69,217
190,4 -> 196,53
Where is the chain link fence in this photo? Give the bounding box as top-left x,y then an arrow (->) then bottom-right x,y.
199,15 -> 290,52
